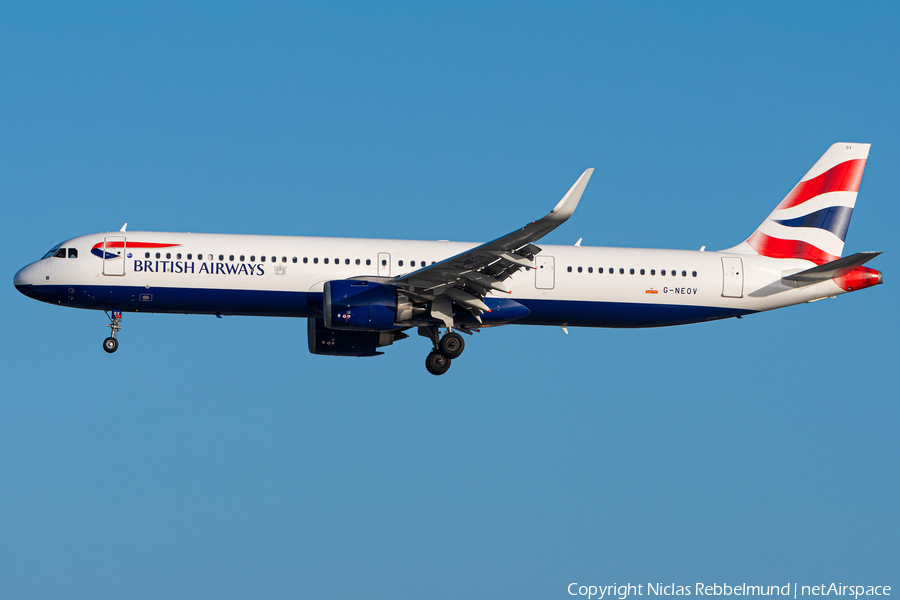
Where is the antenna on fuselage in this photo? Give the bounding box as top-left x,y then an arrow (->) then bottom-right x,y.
120,223 -> 128,232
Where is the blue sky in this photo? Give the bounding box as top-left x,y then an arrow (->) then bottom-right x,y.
1,2 -> 898,598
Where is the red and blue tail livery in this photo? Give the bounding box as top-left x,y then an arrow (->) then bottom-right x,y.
728,143 -> 869,265
15,142 -> 883,375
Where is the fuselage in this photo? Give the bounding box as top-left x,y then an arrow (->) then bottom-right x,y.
13,230 -> 868,328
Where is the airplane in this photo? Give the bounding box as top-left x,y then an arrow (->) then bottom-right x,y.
13,142 -> 882,375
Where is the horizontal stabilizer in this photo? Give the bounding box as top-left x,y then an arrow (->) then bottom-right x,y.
782,251 -> 881,283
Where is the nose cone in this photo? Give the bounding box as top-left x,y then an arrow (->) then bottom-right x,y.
14,263 -> 34,295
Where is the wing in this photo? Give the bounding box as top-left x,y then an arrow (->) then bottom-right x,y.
391,168 -> 594,326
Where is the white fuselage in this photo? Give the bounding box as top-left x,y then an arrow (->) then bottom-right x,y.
14,231 -> 848,328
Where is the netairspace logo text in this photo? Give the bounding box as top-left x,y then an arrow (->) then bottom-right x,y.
567,583 -> 892,600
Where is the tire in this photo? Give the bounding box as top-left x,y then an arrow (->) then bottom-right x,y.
425,351 -> 452,375
438,332 -> 465,359
103,337 -> 118,354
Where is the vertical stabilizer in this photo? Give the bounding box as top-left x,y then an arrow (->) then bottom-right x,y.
724,143 -> 870,264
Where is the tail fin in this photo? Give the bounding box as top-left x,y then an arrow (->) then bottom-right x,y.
724,143 -> 870,264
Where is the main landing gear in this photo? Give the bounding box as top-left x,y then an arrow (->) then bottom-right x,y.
103,309 -> 122,354
422,328 -> 466,376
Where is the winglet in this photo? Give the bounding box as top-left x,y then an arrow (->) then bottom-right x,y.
544,168 -> 593,224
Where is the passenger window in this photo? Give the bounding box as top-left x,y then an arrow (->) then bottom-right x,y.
145,252 -> 150,258
381,259 -> 387,266
270,257 -> 276,263
156,252 -> 162,259
208,254 -> 213,261
356,259 -> 360,265
228,255 -> 233,261
293,257 -> 298,263
261,256 -> 266,262
175,253 -> 181,259
313,258 -> 318,264
218,254 -> 224,261
324,258 -> 329,264
588,267 -> 593,273
167,253 -> 172,259
240,255 -> 245,262
577,267 -> 582,273
640,269 -> 645,275
650,269 -> 655,275
682,270 -> 687,277
567,266 -> 572,272
366,259 -> 371,265
283,257 -> 287,263
672,270 -> 677,277
629,268 -> 634,275
399,260 -> 404,267
692,271 -> 697,277
598,267 -> 604,274
303,257 -> 308,264
187,253 -> 193,260
619,268 -> 624,274
661,270 -> 666,275
344,258 -> 349,265
420,261 -> 425,267
250,255 -> 255,262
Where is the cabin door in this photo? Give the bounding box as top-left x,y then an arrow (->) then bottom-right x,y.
103,236 -> 126,276
535,255 -> 555,289
721,257 -> 743,298
377,252 -> 391,277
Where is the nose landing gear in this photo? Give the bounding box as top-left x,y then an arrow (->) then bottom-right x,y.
421,327 -> 467,375
103,309 -> 122,353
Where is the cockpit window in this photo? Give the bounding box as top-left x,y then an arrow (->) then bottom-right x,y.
53,248 -> 67,258
42,243 -> 63,259
68,248 -> 78,258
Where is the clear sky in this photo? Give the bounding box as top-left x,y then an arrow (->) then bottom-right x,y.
1,2 -> 898,598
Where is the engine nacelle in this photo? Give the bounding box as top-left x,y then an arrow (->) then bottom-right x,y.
324,280 -> 407,331
307,318 -> 407,357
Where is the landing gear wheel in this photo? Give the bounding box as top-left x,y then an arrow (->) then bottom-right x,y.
438,332 -> 465,359
425,351 -> 452,375
103,310 -> 123,355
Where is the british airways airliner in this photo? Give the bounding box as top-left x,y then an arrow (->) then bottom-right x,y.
14,143 -> 883,374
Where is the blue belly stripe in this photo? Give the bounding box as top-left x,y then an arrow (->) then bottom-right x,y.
517,298 -> 751,327
15,284 -> 754,328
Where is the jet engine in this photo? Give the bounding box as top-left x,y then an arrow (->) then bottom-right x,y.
323,280 -> 423,331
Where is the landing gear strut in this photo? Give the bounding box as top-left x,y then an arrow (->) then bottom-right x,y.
103,309 -> 122,354
420,327 -> 467,375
